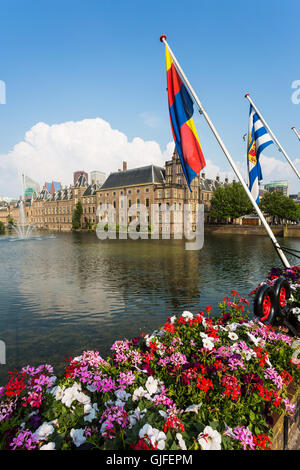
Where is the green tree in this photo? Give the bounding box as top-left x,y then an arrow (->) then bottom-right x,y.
0,221 -> 5,234
260,192 -> 300,223
72,202 -> 83,230
209,181 -> 253,221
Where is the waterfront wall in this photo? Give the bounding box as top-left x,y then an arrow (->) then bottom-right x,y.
205,224 -> 300,238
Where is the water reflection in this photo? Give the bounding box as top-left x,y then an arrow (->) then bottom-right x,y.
0,231 -> 300,384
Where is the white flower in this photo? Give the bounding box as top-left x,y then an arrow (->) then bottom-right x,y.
40,442 -> 56,450
176,433 -> 187,450
170,316 -> 177,324
182,311 -> 194,320
61,382 -> 82,408
70,428 -> 86,447
158,410 -> 168,419
128,407 -> 147,428
226,323 -> 239,331
292,307 -> 300,314
115,399 -> 126,407
84,403 -> 98,422
74,390 -> 91,406
184,403 -> 202,414
139,424 -> 166,450
197,426 -> 222,450
228,332 -> 239,341
145,376 -> 159,396
50,385 -> 65,401
132,386 -> 149,401
202,337 -> 215,351
246,332 -> 261,347
115,389 -> 131,402
34,422 -> 54,441
72,355 -> 82,362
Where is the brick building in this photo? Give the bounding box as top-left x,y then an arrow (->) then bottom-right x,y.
2,149 -> 228,233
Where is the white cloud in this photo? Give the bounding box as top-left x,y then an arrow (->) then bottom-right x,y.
0,118 -> 173,198
1,117 -> 299,199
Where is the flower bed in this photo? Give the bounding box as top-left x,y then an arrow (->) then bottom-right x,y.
0,290 -> 299,451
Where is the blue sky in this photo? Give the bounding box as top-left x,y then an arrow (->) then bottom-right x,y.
0,0 -> 300,197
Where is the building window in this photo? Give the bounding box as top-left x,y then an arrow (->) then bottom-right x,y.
128,190 -> 131,194
146,188 -> 149,193
146,198 -> 149,207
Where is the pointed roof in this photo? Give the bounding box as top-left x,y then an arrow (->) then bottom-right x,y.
74,174 -> 88,188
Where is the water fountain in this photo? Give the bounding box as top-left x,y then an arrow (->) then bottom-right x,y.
10,200 -> 35,240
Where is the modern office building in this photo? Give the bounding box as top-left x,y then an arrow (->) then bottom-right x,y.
264,181 -> 289,197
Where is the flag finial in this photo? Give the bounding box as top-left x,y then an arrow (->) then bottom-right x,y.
160,35 -> 167,42
245,93 -> 250,98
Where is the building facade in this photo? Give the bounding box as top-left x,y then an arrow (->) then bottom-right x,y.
1,150 -> 228,233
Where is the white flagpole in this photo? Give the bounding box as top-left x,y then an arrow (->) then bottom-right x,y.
292,126 -> 300,142
160,35 -> 290,268
245,94 -> 300,181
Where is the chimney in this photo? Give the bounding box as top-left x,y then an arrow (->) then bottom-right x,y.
123,161 -> 127,172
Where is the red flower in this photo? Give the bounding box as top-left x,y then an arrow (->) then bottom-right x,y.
4,370 -> 26,397
231,290 -> 239,296
221,374 -> 241,401
280,370 -> 293,387
254,347 -> 269,368
205,306 -> 212,314
163,322 -> 178,334
130,437 -> 157,450
253,433 -> 272,450
197,375 -> 214,393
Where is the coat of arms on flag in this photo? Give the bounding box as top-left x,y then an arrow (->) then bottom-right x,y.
247,104 -> 273,203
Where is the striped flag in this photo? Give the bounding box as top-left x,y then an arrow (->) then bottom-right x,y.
164,44 -> 206,191
247,104 -> 273,203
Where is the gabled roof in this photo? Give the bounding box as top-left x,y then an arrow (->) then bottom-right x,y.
101,165 -> 165,190
199,177 -> 227,192
83,183 -> 101,197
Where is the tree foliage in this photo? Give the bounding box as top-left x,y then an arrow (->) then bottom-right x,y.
72,202 -> 83,230
260,192 -> 300,223
209,182 -> 253,220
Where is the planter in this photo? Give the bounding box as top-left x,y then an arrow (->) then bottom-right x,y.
271,383 -> 300,450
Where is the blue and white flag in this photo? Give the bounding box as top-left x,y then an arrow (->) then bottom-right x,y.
247,105 -> 273,203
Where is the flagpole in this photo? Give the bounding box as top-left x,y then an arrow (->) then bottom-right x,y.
292,126 -> 300,142
245,94 -> 300,181
160,35 -> 290,268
